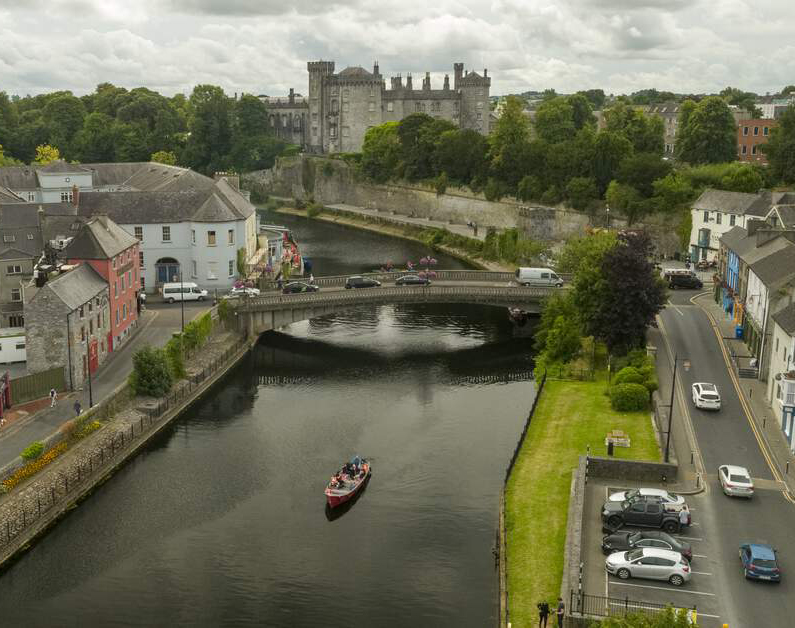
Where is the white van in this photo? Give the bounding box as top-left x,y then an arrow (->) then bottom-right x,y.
161,282 -> 208,303
515,267 -> 563,287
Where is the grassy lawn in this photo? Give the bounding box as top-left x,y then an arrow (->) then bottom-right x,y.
504,375 -> 660,627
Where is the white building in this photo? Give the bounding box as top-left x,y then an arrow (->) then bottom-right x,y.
768,304 -> 795,452
690,189 -> 769,262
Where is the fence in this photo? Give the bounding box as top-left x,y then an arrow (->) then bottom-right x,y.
545,365 -> 594,381
0,336 -> 248,560
10,367 -> 66,405
499,371 -> 547,627
570,591 -> 695,621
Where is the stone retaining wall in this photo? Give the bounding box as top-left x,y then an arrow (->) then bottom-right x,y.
586,456 -> 678,482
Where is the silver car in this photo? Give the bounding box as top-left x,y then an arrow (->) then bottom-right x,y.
605,547 -> 691,586
608,488 -> 687,512
719,464 -> 754,498
692,382 -> 721,410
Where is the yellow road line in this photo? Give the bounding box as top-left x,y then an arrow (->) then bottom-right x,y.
690,294 -> 795,505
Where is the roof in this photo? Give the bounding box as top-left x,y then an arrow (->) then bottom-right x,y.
693,189 -> 767,216
773,303 -> 795,335
772,205 -> 795,228
0,166 -> 38,190
0,187 -> 24,203
749,242 -> 795,286
719,226 -> 749,252
65,215 -> 138,260
0,247 -> 36,261
43,263 -> 107,310
36,160 -> 90,174
338,66 -> 373,78
747,544 -> 776,560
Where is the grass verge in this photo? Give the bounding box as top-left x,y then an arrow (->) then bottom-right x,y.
504,374 -> 660,626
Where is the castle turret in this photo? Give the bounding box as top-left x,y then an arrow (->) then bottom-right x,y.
391,74 -> 403,89
406,73 -> 413,91
423,72 -> 431,90
289,87 -> 295,104
443,74 -> 450,91
453,63 -> 464,89
373,61 -> 380,77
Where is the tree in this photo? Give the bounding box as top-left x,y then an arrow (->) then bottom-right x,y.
151,150 -> 178,165
534,97 -> 576,143
361,122 -> 401,182
228,134 -> 286,172
129,346 -> 174,397
566,177 -> 600,212
434,129 -> 488,184
762,105 -> 795,184
234,94 -> 269,139
34,144 -> 60,165
578,89 -> 606,110
590,231 -> 666,353
0,143 -> 21,166
616,153 -> 673,198
517,174 -> 544,201
720,162 -> 765,192
42,93 -> 86,157
533,292 -> 580,356
782,85 -> 795,96
397,114 -> 456,180
677,96 -> 736,164
593,131 -> 633,194
183,84 -> 233,174
490,95 -> 534,189
0,92 -> 18,157
652,172 -> 696,212
606,180 -> 645,224
73,112 -> 116,162
603,102 -> 664,154
567,93 -> 596,130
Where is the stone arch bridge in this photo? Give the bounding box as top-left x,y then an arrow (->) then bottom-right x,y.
234,270 -> 562,338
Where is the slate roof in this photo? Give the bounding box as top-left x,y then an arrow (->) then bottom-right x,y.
44,263 -> 107,311
773,205 -> 795,228
773,302 -> 795,336
37,160 -> 90,174
749,243 -> 795,287
0,247 -> 36,261
740,234 -> 792,266
338,66 -> 373,78
693,189 -> 767,216
719,226 -> 748,252
65,215 -> 138,260
0,166 -> 38,190
0,187 -> 24,203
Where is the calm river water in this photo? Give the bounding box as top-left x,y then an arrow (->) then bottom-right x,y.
0,211 -> 536,627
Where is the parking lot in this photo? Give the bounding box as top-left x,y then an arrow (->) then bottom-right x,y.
582,481 -> 724,626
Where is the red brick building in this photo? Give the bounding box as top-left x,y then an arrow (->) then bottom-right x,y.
738,119 -> 777,163
65,215 -> 141,352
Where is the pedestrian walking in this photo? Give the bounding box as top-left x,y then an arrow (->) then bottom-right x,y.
309,273 -> 315,284
556,597 -> 565,627
678,507 -> 689,532
49,388 -> 57,408
74,400 -> 82,416
537,600 -> 550,627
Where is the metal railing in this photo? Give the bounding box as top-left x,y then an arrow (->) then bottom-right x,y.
571,591 -> 695,620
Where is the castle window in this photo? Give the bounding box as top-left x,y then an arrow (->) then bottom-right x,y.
294,117 -> 301,129
330,124 -> 337,138
343,102 -> 349,113
331,87 -> 338,96
387,101 -> 393,112
432,102 -> 440,112
313,127 -> 318,136
331,99 -> 338,114
478,89 -> 484,96
476,101 -> 483,109
370,86 -> 375,97
312,113 -> 318,121
368,102 -> 375,112
477,112 -> 482,120
342,126 -> 350,137
343,89 -> 349,99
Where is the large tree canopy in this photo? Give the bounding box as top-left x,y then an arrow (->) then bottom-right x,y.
677,96 -> 737,164
762,105 -> 795,184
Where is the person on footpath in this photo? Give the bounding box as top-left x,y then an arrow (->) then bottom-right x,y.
49,388 -> 57,407
556,597 -> 565,627
74,400 -> 82,416
679,507 -> 689,533
537,600 -> 550,627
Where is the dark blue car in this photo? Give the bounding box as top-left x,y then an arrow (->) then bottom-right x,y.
740,543 -> 781,582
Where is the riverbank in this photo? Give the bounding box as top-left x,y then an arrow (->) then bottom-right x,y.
273,206 -> 514,272
503,373 -> 660,627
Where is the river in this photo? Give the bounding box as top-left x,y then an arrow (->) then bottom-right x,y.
0,210 -> 536,627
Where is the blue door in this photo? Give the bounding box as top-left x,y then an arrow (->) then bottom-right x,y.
155,258 -> 180,285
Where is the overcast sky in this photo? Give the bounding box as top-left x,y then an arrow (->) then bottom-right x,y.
1,0 -> 793,98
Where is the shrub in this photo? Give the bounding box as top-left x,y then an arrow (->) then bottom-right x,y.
218,298 -> 231,323
21,441 -> 44,461
3,442 -> 68,491
76,420 -> 101,439
541,185 -> 562,205
434,172 -> 448,196
129,346 -> 173,397
307,202 -> 322,218
610,383 -> 650,411
484,178 -> 504,202
643,378 -> 659,395
294,197 -> 306,209
614,366 -> 644,385
165,335 -> 186,378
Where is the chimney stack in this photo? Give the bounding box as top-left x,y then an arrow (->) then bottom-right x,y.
373,60 -> 380,77
71,184 -> 79,208
443,74 -> 450,90
406,73 -> 413,90
289,87 -> 295,104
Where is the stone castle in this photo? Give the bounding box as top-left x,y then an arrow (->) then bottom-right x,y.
263,61 -> 491,153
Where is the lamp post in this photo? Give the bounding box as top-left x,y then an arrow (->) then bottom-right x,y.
87,349 -> 94,408
179,269 -> 185,332
606,205 -> 610,230
666,354 -> 690,463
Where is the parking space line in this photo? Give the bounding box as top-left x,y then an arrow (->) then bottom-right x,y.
609,581 -> 716,596
674,536 -> 703,541
690,571 -> 712,576
692,554 -> 709,559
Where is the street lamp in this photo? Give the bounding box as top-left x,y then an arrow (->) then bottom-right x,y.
606,205 -> 610,230
179,268 -> 185,332
666,354 -> 690,463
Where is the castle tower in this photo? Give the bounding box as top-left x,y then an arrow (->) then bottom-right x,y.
443,74 -> 450,91
307,61 -> 335,152
453,63 -> 464,89
456,64 -> 491,136
423,72 -> 431,91
406,73 -> 413,91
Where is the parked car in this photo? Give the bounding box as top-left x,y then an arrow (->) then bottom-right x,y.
719,464 -> 754,498
230,286 -> 261,296
692,382 -> 721,411
608,488 -> 687,512
395,275 -> 431,286
601,496 -> 686,533
601,530 -> 692,562
161,282 -> 208,303
515,267 -> 563,287
739,543 -> 781,582
662,269 -> 703,290
282,282 -> 320,294
345,276 -> 381,289
605,547 -> 691,586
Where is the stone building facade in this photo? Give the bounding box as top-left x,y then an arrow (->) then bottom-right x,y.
269,60 -> 491,154
24,263 -> 111,390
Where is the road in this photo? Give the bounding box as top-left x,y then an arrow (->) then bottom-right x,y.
0,300 -> 210,469
659,290 -> 795,628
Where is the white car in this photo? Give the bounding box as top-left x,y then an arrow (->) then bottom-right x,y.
719,465 -> 754,498
692,382 -> 721,410
605,547 -> 691,586
608,488 -> 687,512
229,286 -> 261,297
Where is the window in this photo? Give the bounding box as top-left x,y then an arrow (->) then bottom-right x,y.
754,126 -> 759,136
743,126 -> 749,136
122,303 -> 127,320
207,261 -> 218,280
162,226 -> 171,242
716,212 -> 722,225
342,102 -> 349,113
27,192 -> 35,202
764,126 -> 770,136
752,145 -> 758,155
730,214 -> 736,226
228,259 -> 235,277
127,270 -> 131,287
9,315 -> 23,327
80,326 -> 85,342
114,281 -> 118,298
27,233 -> 33,240
88,300 -> 93,313
10,288 -> 21,302
741,145 -> 747,155
207,230 -> 216,246
368,102 -> 375,112
477,113 -> 482,120
97,314 -> 100,329
342,126 -> 350,137
6,264 -> 21,274
89,319 -> 93,334
386,101 -> 393,112
121,275 -> 125,292
312,112 -> 318,121
331,99 -> 338,114
330,124 -> 337,138
432,102 -> 441,112
116,308 -> 120,325
134,226 -> 143,240
139,251 -> 144,268
192,260 -> 197,277
228,229 -> 234,245
476,101 -> 483,109
112,256 -> 116,269
79,305 -> 84,318
3,234 -> 14,243
191,229 -> 196,244
60,191 -> 73,203
312,127 -> 318,137
343,89 -> 349,99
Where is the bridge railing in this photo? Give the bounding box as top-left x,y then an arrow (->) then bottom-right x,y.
241,284 -> 558,311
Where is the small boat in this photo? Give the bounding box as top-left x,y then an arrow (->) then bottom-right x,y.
325,456 -> 371,508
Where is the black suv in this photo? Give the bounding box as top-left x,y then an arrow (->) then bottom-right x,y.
345,276 -> 381,289
601,496 -> 684,533
666,273 -> 703,290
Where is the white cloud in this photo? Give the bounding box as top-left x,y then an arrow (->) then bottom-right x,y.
0,0 -> 793,97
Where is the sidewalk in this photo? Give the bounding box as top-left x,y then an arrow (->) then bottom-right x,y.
325,203 -> 488,241
0,308 -> 162,466
694,292 -> 795,495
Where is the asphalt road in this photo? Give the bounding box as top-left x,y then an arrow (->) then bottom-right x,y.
659,290 -> 795,628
